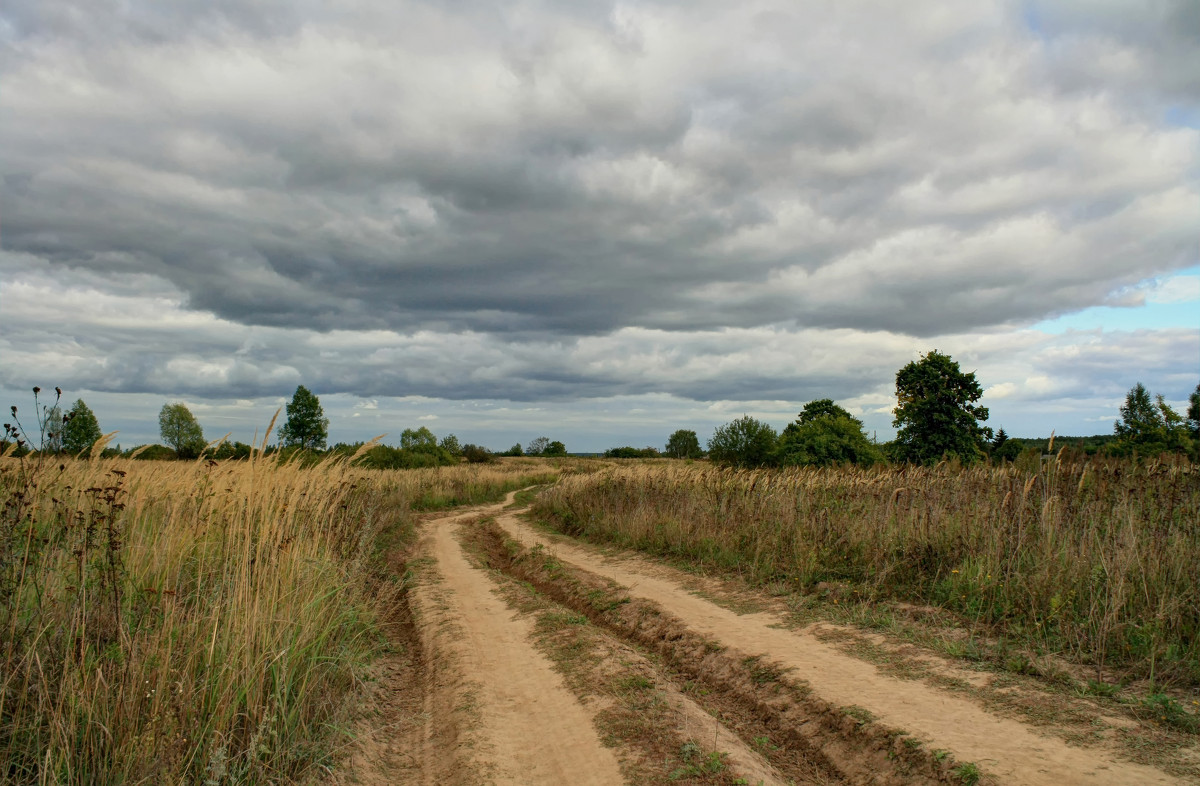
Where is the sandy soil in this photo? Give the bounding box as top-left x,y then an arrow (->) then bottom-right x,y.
492,509 -> 1187,786
412,501 -> 625,785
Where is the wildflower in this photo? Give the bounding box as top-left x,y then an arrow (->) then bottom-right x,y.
951,569 -> 959,574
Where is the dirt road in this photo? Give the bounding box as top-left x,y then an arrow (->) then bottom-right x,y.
332,491 -> 1194,785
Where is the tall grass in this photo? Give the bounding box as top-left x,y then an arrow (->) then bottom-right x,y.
0,449 -> 559,784
534,454 -> 1200,686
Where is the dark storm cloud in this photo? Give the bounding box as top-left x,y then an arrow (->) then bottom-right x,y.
1,1 -> 1197,412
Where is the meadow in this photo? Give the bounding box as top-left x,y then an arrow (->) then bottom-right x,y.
0,446 -> 557,784
533,453 -> 1200,692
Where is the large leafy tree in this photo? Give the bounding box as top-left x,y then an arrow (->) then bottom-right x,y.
159,403 -> 206,459
63,399 -> 103,455
543,440 -> 568,456
665,429 -> 703,459
778,400 -> 882,467
1113,382 -> 1190,455
278,385 -> 329,450
707,415 -> 778,468
893,350 -> 991,465
526,436 -> 550,455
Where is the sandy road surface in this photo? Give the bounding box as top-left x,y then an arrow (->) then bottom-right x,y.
413,499 -> 625,785
493,509 -> 1185,786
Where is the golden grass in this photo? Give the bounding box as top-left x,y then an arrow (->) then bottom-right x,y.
534,454 -> 1200,689
0,451 -> 559,784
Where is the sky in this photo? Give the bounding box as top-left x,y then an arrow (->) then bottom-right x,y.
1,0 -> 1198,453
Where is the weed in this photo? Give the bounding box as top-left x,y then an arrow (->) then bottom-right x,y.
953,761 -> 982,784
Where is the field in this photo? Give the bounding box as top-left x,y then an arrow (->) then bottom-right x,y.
0,449 -> 557,784
3,451 -> 1198,785
534,455 -> 1200,691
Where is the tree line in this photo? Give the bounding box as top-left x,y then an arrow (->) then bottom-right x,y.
7,353 -> 1199,466
613,351 -> 1200,467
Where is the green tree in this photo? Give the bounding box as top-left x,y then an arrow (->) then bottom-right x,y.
462,444 -> 493,463
707,415 -> 778,468
277,385 -> 329,450
794,399 -> 853,425
62,399 -> 103,455
665,429 -> 703,459
543,440 -> 568,456
400,427 -> 438,451
527,436 -> 550,456
159,403 -> 206,459
1113,382 -> 1190,455
778,401 -> 881,467
507,443 -> 523,457
893,350 -> 991,464
440,434 -> 462,457
1187,382 -> 1200,439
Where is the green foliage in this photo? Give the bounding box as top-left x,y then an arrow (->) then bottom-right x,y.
158,403 -> 205,459
439,434 -> 462,456
461,444 -> 493,463
664,429 -> 703,459
605,446 -> 661,458
506,443 -> 524,457
796,398 -> 853,425
62,399 -> 103,455
543,440 -> 568,457
893,350 -> 991,465
400,427 -> 438,451
125,444 -> 178,461
777,403 -> 882,467
707,415 -> 778,467
1188,382 -> 1200,438
277,385 -> 328,450
526,436 -> 550,455
1112,382 -> 1191,457
207,440 -> 253,461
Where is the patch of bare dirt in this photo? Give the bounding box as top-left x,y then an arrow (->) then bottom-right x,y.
494,509 -> 1188,786
413,498 -> 624,785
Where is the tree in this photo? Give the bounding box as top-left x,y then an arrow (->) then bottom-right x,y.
159,403 -> 206,459
440,434 -> 462,457
1113,382 -> 1190,456
777,401 -> 881,467
794,399 -> 853,425
543,440 -> 568,456
665,429 -> 703,459
507,443 -> 524,457
893,350 -> 991,464
707,416 -> 778,467
462,444 -> 493,463
1186,382 -> 1200,439
400,427 -> 438,451
277,385 -> 329,450
62,399 -> 103,455
527,436 -> 550,456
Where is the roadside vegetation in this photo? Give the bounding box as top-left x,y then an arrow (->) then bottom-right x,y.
533,453 -> 1200,696
0,434 -> 559,784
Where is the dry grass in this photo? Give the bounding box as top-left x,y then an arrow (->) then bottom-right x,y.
533,454 -> 1200,694
0,449 -> 559,784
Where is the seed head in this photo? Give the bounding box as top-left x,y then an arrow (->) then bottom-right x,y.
32,387 -> 40,394
55,387 -> 62,396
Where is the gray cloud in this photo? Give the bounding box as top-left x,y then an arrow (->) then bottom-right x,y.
1,1 -> 1197,437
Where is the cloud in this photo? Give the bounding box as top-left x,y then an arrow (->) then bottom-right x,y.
0,1 -> 1196,447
